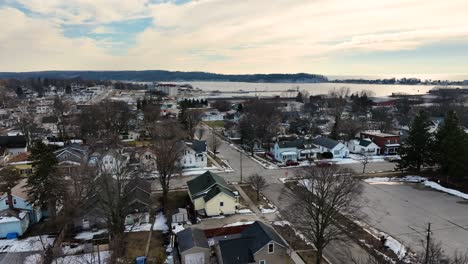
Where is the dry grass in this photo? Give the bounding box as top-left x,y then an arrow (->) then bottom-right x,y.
124,231 -> 166,264
153,190 -> 190,215
240,184 -> 269,207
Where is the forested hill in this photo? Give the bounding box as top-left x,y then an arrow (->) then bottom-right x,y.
0,70 -> 328,83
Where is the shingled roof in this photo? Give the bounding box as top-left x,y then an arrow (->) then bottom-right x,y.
218,221 -> 288,264
177,227 -> 209,253
187,171 -> 231,198
0,136 -> 27,149
312,137 -> 340,150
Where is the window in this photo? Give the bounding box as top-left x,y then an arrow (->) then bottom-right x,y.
259,260 -> 266,264
268,243 -> 274,253
220,202 -> 224,207
13,199 -> 16,205
4,200 -> 7,205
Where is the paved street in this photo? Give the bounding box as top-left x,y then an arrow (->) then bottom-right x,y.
361,181 -> 468,256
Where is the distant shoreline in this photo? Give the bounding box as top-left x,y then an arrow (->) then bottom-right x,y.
0,70 -> 466,85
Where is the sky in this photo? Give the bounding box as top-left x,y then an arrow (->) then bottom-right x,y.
1,0 -> 468,75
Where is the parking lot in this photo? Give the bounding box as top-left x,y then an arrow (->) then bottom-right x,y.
361,181 -> 468,256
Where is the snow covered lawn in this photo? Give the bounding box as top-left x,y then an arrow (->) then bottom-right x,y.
236,208 -> 255,215
364,176 -> 468,200
125,212 -> 169,233
0,235 -> 55,253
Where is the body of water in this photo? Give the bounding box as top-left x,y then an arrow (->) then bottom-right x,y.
175,81 -> 464,97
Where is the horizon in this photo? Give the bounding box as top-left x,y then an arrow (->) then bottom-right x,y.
1,0 -> 468,74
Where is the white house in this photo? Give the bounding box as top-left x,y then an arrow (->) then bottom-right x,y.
312,137 -> 349,158
180,140 -> 208,169
346,138 -> 380,155
271,138 -> 318,162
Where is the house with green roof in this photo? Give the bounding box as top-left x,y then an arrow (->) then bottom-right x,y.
186,171 -> 238,216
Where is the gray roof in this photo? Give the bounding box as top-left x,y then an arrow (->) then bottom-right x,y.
177,228 -> 209,253
218,238 -> 255,264
0,136 -> 26,149
241,221 -> 287,253
277,138 -> 313,149
186,140 -> 207,153
218,221 -> 287,264
312,137 -> 340,150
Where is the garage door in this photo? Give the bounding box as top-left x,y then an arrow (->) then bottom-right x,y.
185,252 -> 205,264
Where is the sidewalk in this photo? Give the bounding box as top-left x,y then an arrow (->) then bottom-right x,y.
233,185 -> 262,215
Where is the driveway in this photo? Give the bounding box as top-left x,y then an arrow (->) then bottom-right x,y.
361,181 -> 468,256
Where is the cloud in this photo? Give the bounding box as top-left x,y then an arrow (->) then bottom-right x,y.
1,0 -> 468,74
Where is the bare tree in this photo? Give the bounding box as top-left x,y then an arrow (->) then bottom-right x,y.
209,130 -> 221,156
247,174 -> 268,201
17,111 -> 37,147
360,150 -> 371,174
328,87 -> 350,139
287,166 -> 363,264
151,122 -> 185,211
183,109 -> 203,139
53,96 -> 71,140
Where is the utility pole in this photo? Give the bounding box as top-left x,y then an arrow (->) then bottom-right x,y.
424,222 -> 431,264
240,148 -> 243,183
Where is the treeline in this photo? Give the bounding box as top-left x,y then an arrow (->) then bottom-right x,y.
399,110 -> 468,179
0,70 -> 328,83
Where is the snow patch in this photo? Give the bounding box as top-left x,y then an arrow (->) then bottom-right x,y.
153,212 -> 169,232
74,229 -> 108,240
223,221 -> 254,227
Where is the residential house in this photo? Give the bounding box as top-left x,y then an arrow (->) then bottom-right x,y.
312,137 -> 349,158
181,140 -> 208,169
187,171 -> 238,216
346,138 -> 380,155
7,152 -> 33,176
88,149 -> 128,173
0,136 -> 27,155
54,144 -> 89,176
215,221 -> 290,264
271,138 -> 317,162
136,147 -> 157,171
41,116 -> 58,134
73,177 -> 150,230
0,209 -> 29,238
0,178 -> 44,238
176,227 -> 211,264
359,131 -> 401,155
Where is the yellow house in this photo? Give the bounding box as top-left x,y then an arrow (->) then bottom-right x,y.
187,171 -> 238,216
7,153 -> 33,177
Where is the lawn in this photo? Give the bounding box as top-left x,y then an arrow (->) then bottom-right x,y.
240,184 -> 276,212
203,120 -> 225,128
124,231 -> 166,264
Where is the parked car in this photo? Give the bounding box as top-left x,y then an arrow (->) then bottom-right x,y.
384,156 -> 401,162
286,160 -> 299,166
316,161 -> 333,167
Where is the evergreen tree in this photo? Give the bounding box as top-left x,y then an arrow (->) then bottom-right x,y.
0,168 -> 22,210
434,111 -> 468,179
26,141 -> 65,218
398,110 -> 434,171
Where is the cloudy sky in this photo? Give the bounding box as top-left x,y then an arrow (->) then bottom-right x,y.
1,0 -> 468,75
